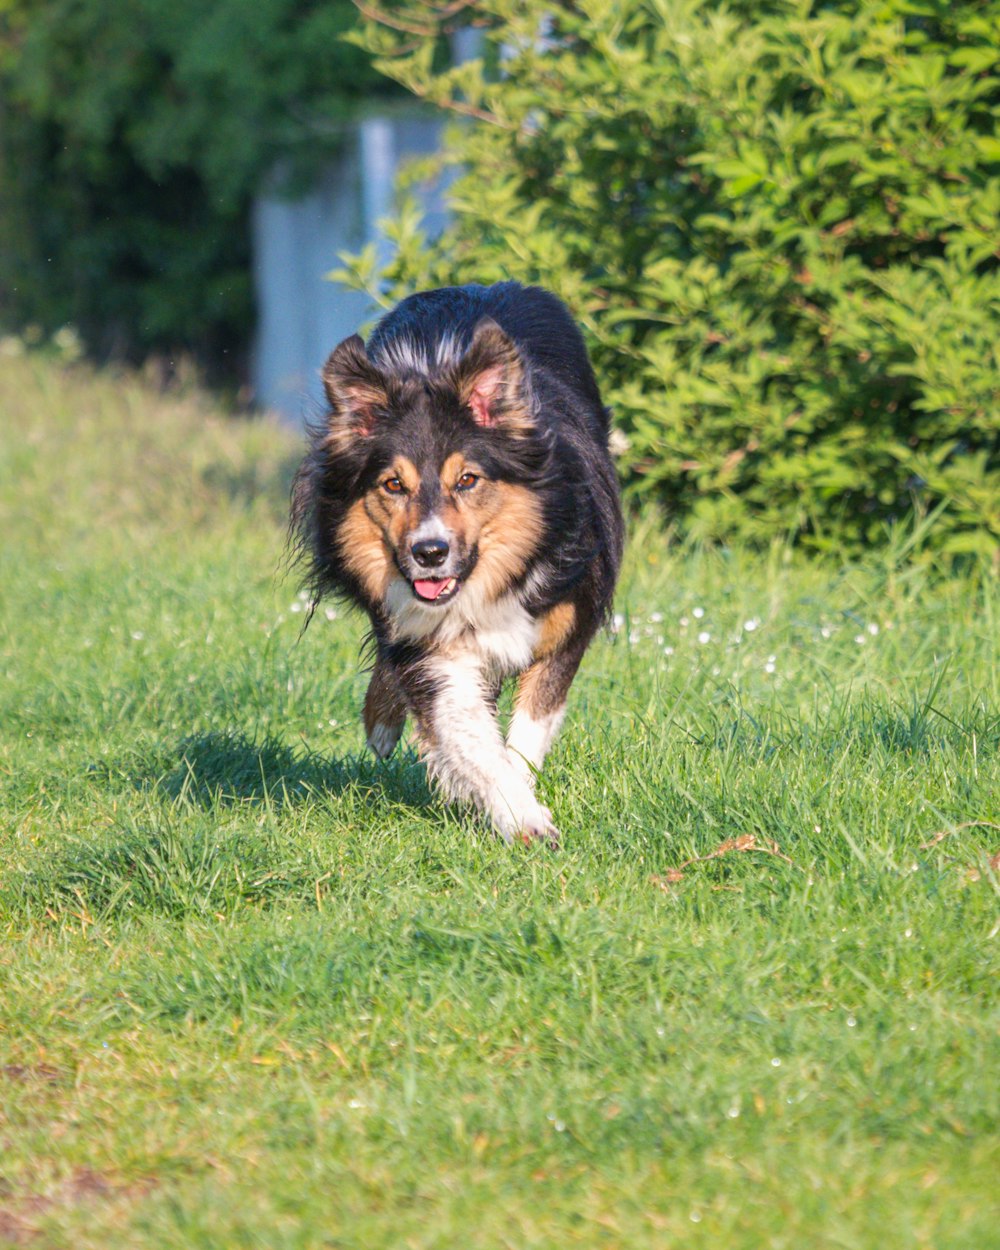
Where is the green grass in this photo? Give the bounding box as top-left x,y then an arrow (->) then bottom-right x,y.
1,353 -> 997,1249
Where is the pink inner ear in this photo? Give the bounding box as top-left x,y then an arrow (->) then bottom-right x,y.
467,363 -> 505,426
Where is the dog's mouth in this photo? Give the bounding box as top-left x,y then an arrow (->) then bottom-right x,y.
412,575 -> 461,604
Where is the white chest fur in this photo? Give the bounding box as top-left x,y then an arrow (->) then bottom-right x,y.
386,577 -> 539,675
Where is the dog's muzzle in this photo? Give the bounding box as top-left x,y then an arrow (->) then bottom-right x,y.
406,536 -> 466,604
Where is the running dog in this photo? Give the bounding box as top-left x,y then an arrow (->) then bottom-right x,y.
292,281 -> 623,845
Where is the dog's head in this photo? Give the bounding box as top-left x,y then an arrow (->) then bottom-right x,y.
318,319 -> 551,612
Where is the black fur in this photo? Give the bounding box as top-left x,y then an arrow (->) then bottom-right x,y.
292,281 -> 623,628
290,281 -> 624,845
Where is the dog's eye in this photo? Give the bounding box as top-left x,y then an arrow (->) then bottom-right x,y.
456,472 -> 479,491
382,476 -> 404,495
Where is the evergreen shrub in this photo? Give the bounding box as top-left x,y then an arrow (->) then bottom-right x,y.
346,0 -> 1000,554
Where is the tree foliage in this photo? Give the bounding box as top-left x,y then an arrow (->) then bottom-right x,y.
0,0 -> 392,371
345,0 -> 1000,554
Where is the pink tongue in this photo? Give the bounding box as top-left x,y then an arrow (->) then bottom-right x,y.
413,578 -> 451,601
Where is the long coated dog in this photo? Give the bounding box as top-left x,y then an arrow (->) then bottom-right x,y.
292,281 -> 623,845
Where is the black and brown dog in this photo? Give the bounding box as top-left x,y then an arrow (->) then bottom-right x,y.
292,281 -> 623,845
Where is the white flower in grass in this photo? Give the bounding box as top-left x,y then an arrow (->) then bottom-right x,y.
290,602 -> 302,613
325,607 -> 338,621
52,326 -> 83,360
611,612 -> 625,635
854,634 -> 865,645
743,618 -> 760,632
650,611 -> 663,623
697,631 -> 711,645
131,630 -> 144,641
663,646 -> 674,656
867,622 -> 879,635
821,626 -> 832,639
0,335 -> 25,358
679,616 -> 689,628
693,606 -> 705,619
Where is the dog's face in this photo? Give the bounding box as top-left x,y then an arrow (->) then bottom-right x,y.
322,320 -> 547,611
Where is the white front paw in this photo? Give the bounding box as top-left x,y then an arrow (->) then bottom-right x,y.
367,721 -> 403,759
491,796 -> 561,849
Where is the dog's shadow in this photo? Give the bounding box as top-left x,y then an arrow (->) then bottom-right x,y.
146,728 -> 435,815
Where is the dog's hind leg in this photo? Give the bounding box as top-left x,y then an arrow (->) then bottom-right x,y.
507,642 -> 587,786
364,657 -> 407,759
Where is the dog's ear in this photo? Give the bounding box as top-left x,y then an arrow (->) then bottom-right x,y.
455,319 -> 533,434
321,335 -> 387,441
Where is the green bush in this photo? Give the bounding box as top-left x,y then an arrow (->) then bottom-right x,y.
344,0 -> 1000,554
0,0 -> 392,372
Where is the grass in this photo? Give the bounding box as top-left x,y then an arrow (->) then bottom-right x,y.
1,351 -> 998,1249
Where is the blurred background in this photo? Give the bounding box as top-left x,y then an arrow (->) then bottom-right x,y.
1,0 -> 997,555
0,1 -> 477,420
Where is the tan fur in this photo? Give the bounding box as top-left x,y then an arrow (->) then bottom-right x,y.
391,457 -> 421,494
431,453 -> 483,561
338,457 -> 421,601
533,602 -> 576,661
336,456 -> 542,612
468,483 -> 543,603
337,499 -> 393,602
513,661 -> 553,720
440,452 -> 467,487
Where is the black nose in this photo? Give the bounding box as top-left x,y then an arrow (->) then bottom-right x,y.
411,537 -> 449,568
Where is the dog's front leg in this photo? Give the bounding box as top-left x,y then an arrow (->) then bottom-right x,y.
506,642 -> 587,786
400,651 -> 559,846
363,653 -> 407,759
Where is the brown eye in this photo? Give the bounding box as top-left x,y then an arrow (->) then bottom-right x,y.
382,476 -> 404,495
456,472 -> 479,491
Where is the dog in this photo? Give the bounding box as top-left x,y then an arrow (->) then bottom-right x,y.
291,281 -> 623,845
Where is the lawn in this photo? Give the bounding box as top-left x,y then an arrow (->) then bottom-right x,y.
1,352 -> 997,1249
